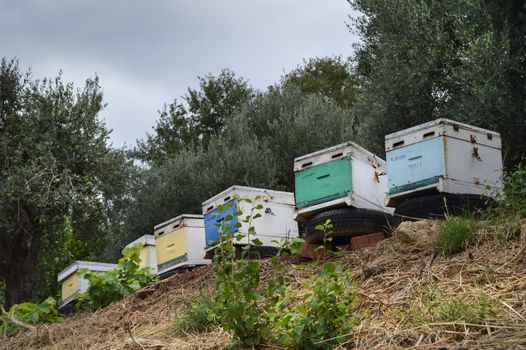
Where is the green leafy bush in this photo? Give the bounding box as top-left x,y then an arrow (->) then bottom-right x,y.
435,217 -> 477,256
207,197 -> 271,348
495,164 -> 526,216
0,297 -> 63,336
184,196 -> 361,348
488,164 -> 526,241
77,244 -> 158,309
269,263 -> 359,349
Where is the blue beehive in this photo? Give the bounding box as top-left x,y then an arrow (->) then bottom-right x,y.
202,186 -> 298,251
385,119 -> 503,206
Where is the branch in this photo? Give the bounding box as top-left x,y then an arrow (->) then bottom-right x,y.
0,305 -> 36,332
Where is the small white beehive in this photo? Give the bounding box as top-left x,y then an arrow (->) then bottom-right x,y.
385,118 -> 503,206
202,186 -> 298,251
58,261 -> 117,312
154,214 -> 210,278
294,141 -> 392,223
125,235 -> 157,273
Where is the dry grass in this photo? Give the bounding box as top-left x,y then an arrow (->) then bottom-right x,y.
0,266 -> 230,350
2,219 -> 526,349
346,218 -> 526,349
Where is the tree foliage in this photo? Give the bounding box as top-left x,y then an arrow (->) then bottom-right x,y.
348,0 -> 526,166
280,56 -> 360,110
124,86 -> 355,241
0,58 -> 130,305
135,69 -> 254,165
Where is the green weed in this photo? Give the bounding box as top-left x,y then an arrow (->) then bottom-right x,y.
173,289 -> 217,333
435,216 -> 477,256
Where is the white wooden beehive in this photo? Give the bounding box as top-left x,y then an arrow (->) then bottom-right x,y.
385,118 -> 503,206
202,186 -> 299,250
57,261 -> 117,310
125,234 -> 158,273
293,141 -> 392,223
154,214 -> 210,277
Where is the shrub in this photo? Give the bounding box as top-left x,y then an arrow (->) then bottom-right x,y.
207,197 -> 271,348
77,244 -> 158,309
435,217 -> 477,256
497,164 -> 526,216
488,164 -> 526,241
0,297 -> 63,336
202,197 -> 361,348
269,263 -> 360,349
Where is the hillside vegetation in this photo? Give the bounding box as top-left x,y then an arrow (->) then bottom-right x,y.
2,216 -> 525,349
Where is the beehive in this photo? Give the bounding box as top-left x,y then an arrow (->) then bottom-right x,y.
57,261 -> 117,312
293,141 -> 392,223
125,235 -> 157,273
154,214 -> 209,277
385,118 -> 503,206
202,186 -> 298,250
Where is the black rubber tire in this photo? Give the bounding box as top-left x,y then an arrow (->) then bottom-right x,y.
394,193 -> 493,220
304,208 -> 393,244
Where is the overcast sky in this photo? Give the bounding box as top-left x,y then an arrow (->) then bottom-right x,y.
0,0 -> 360,147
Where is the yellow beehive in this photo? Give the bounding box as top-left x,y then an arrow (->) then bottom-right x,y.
154,214 -> 209,278
125,234 -> 157,273
57,261 -> 117,313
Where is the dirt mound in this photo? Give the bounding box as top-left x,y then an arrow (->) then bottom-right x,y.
2,219 -> 526,349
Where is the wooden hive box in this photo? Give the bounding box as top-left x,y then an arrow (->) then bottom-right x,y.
154,214 -> 209,278
125,234 -> 157,273
294,141 -> 392,223
202,186 -> 298,252
385,118 -> 503,206
57,261 -> 117,313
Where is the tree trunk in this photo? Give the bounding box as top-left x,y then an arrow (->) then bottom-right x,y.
0,220 -> 41,306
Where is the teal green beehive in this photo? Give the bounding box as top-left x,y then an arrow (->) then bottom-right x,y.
293,142 -> 392,223
295,157 -> 352,209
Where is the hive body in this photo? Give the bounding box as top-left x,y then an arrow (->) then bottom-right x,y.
154,214 -> 209,277
385,119 -> 503,206
294,141 -> 392,223
202,186 -> 298,250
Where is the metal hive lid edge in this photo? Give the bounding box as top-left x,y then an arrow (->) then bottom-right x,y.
385,118 -> 501,141
154,214 -> 204,231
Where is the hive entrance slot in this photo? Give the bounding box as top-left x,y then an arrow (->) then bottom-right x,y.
317,174 -> 330,180
223,196 -> 231,203
423,131 -> 435,139
393,140 -> 404,148
487,133 -> 493,140
331,152 -> 343,159
207,206 -> 213,212
302,162 -> 313,168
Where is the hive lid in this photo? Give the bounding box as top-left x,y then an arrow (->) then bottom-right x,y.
385,118 -> 501,151
125,234 -> 156,249
57,261 -> 118,282
153,214 -> 204,233
202,185 -> 295,214
293,141 -> 385,172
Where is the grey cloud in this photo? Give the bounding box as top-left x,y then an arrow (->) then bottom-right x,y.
0,0 -> 360,147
